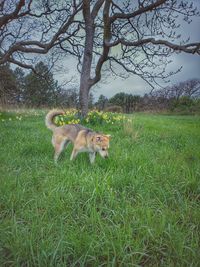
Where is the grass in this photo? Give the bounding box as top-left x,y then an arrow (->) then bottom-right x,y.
0,111 -> 200,267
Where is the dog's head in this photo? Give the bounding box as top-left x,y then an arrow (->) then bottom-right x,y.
93,134 -> 111,158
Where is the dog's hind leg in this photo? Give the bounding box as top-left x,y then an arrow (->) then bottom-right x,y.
53,138 -> 69,163
70,148 -> 78,161
63,140 -> 70,150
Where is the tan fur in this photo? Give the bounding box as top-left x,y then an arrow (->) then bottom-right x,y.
45,110 -> 111,163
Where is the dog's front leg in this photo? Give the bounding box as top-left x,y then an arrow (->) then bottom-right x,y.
89,152 -> 96,164
70,148 -> 78,161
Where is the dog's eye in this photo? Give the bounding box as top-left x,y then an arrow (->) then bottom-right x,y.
102,148 -> 106,151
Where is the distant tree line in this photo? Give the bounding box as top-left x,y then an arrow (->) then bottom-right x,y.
95,79 -> 200,114
0,61 -> 80,108
0,61 -> 96,109
1,61 -> 55,107
0,60 -> 199,114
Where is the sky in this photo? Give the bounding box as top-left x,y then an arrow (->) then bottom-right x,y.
55,3 -> 200,101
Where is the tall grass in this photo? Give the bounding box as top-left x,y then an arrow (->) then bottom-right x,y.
0,111 -> 200,266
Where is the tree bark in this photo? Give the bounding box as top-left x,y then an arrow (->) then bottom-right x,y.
79,1 -> 95,117
79,25 -> 94,116
79,82 -> 89,117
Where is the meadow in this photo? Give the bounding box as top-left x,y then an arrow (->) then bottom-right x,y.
0,110 -> 200,267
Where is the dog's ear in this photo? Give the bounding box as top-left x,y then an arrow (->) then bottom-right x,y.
104,134 -> 111,139
96,135 -> 102,142
91,135 -> 102,142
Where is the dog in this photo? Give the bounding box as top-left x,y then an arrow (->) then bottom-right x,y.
45,110 -> 111,163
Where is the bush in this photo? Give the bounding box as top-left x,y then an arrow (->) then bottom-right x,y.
104,105 -> 123,113
169,97 -> 200,114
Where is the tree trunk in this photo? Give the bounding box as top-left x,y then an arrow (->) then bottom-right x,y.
79,1 -> 95,117
79,81 -> 90,117
79,37 -> 94,116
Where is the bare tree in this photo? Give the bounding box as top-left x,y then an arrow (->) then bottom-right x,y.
1,0 -> 200,116
152,78 -> 200,100
149,78 -> 200,110
179,79 -> 200,98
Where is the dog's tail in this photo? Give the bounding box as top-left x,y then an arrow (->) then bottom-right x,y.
45,109 -> 65,130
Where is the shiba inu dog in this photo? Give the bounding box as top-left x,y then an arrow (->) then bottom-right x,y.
45,110 -> 111,163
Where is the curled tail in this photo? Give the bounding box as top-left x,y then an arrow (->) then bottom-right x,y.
45,109 -> 65,130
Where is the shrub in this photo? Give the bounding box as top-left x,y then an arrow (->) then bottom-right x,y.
104,105 -> 123,113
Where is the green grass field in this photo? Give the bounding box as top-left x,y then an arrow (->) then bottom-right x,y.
0,111 -> 200,267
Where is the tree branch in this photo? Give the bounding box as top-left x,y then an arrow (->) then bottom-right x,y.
0,4 -> 82,65
90,0 -> 111,86
110,0 -> 167,22
0,0 -> 32,28
106,38 -> 200,55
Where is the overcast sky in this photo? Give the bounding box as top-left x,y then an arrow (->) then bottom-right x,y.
55,3 -> 200,101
